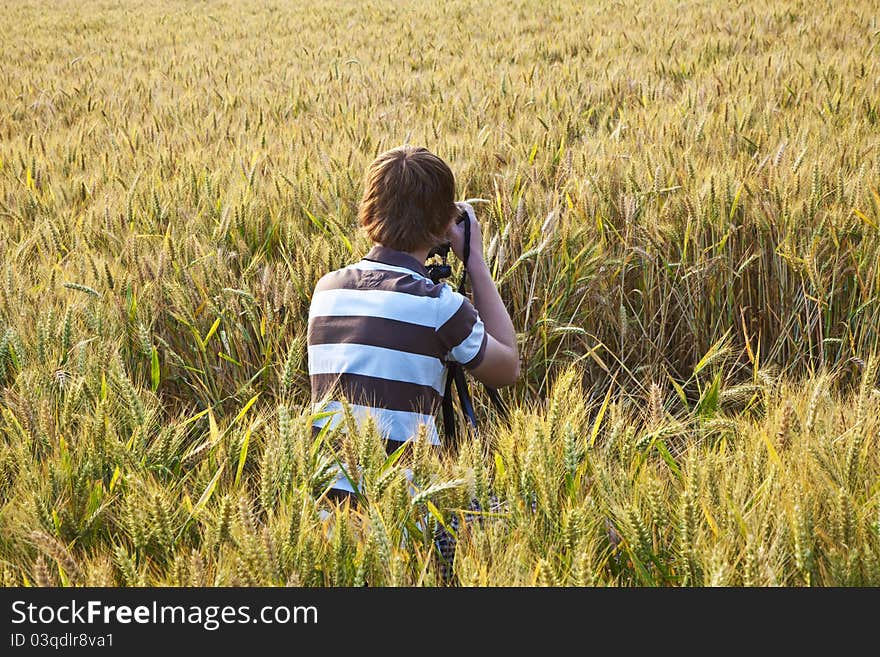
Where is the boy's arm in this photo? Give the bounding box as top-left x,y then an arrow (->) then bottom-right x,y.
447,204 -> 520,388
468,257 -> 516,352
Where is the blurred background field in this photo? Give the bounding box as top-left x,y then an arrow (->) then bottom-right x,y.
0,0 -> 878,585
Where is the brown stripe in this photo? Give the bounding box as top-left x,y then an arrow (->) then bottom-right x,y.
325,487 -> 357,504
436,297 -> 478,353
310,372 -> 441,415
309,430 -> 423,463
315,266 -> 442,298
308,315 -> 442,358
461,330 -> 489,370
363,245 -> 430,277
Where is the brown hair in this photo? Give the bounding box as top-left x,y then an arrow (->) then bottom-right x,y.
358,146 -> 457,252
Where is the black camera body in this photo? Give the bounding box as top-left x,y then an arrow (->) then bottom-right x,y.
426,253 -> 452,283
426,210 -> 469,283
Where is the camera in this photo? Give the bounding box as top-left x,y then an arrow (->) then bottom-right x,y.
426,243 -> 452,283
425,210 -> 469,283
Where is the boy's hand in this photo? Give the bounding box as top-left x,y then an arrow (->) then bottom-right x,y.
447,201 -> 484,268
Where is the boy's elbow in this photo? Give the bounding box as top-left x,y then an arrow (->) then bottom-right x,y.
471,340 -> 520,388
498,354 -> 521,388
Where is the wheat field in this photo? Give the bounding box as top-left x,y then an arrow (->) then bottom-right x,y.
1,0 -> 879,586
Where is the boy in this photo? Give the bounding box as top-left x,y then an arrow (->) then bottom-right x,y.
307,145 -> 519,499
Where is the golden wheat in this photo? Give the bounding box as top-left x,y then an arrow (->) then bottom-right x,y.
0,0 -> 879,586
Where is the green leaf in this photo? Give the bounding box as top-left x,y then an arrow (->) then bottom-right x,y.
178,462 -> 225,540
589,383 -> 614,447
528,141 -> 539,164
668,374 -> 688,409
57,562 -> 70,587
326,455 -> 366,506
232,393 -> 260,427
181,407 -> 210,426
303,207 -> 325,230
696,372 -> 722,418
150,346 -> 160,392
380,440 -> 409,474
194,462 -> 225,517
109,465 -> 122,492
126,284 -> 137,322
234,425 -> 252,487
692,332 -> 730,378
218,351 -> 242,366
209,408 -> 219,443
7,341 -> 19,370
426,500 -> 456,540
759,430 -> 783,468
202,317 -> 221,349
654,440 -> 683,480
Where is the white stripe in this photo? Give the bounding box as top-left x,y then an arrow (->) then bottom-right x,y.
309,288 -> 438,327
328,467 -> 358,493
436,285 -> 465,327
348,260 -> 429,281
308,343 -> 445,392
325,464 -> 416,494
312,400 -> 440,445
449,318 -> 486,364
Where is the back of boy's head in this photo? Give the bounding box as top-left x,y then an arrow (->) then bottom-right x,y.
359,145 -> 457,252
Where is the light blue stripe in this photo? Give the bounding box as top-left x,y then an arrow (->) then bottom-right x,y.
309,288 -> 438,327
312,400 -> 440,446
308,343 -> 445,392
435,285 -> 464,327
449,318 -> 486,364
326,464 -> 416,494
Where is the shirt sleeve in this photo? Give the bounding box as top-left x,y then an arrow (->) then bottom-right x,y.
435,286 -> 488,370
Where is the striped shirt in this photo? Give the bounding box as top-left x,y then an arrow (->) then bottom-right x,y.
307,245 -> 487,455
